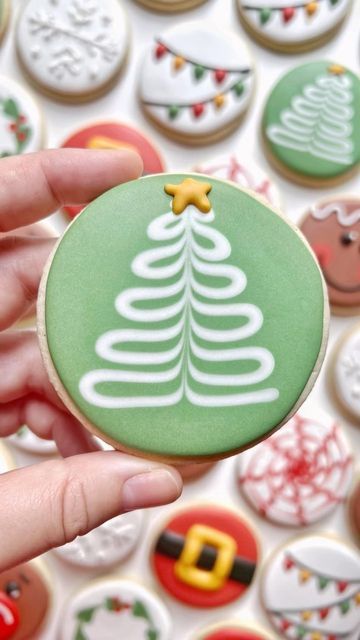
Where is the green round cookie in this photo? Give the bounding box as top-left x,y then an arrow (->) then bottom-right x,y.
40,174 -> 327,460
262,61 -> 360,184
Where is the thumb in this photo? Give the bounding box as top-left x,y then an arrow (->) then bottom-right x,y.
0,451 -> 182,571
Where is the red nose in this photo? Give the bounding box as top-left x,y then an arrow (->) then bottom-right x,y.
312,243 -> 332,267
0,593 -> 19,639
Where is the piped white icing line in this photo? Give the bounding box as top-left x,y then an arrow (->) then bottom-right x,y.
311,201 -> 360,226
0,602 -> 15,627
0,75 -> 42,155
334,328 -> 360,419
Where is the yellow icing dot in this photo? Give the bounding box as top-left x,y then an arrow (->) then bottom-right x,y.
164,178 -> 212,215
301,610 -> 313,621
299,569 -> 312,583
214,94 -> 226,109
305,2 -> 318,15
173,56 -> 185,71
328,64 -> 345,75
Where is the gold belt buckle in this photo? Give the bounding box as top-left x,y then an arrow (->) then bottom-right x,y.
174,524 -> 236,591
86,136 -> 136,152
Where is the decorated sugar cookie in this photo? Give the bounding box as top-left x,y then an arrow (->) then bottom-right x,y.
139,22 -> 255,144
8,426 -> 57,456
261,535 -> 360,639
151,503 -> 259,608
194,155 -> 281,207
135,0 -> 208,11
0,76 -> 43,157
237,410 -> 353,526
348,478 -> 360,546
59,578 -> 171,639
300,196 -> 360,315
0,561 -> 50,640
0,441 -> 13,473
195,622 -> 274,639
330,323 -> 360,423
61,121 -> 166,219
237,0 -> 351,53
53,510 -> 144,568
176,461 -> 216,482
0,0 -> 10,42
16,0 -> 129,102
39,174 -> 327,461
262,62 -> 360,187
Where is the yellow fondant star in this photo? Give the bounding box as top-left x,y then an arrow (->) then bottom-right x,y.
164,178 -> 212,215
328,64 -> 345,75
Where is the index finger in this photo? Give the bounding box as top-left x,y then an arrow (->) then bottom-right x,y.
0,148 -> 143,232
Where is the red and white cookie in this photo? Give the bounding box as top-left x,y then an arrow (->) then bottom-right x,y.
194,622 -> 275,639
60,121 -> 166,219
237,409 -> 353,526
330,323 -> 360,423
151,503 -> 259,608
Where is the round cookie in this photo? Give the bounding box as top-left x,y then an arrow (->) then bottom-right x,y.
0,561 -> 50,640
139,22 -> 255,145
151,503 -> 259,608
0,75 -> 44,157
53,510 -> 144,568
194,154 -> 281,208
262,61 -> 360,187
237,409 -> 353,526
348,477 -> 360,546
261,535 -> 360,638
0,0 -> 10,43
39,174 -> 328,461
0,441 -> 14,473
330,323 -> 360,423
300,196 -> 360,315
60,121 -> 166,219
59,577 -> 171,639
16,0 -> 129,102
194,622 -> 274,639
237,0 -> 352,53
135,0 -> 208,11
8,426 -> 57,456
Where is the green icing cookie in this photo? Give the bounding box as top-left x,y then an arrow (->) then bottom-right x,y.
42,174 -> 326,459
263,61 -> 360,181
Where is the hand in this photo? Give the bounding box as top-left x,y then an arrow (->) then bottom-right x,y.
0,149 -> 182,572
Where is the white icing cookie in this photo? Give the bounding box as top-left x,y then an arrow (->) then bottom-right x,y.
139,22 -> 255,143
0,75 -> 43,157
53,511 -> 144,568
8,426 -> 58,456
262,535 -> 360,639
332,323 -> 360,422
237,409 -> 353,526
194,155 -> 281,207
59,578 -> 172,639
16,0 -> 129,101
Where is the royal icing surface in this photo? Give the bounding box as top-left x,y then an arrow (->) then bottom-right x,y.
0,75 -> 42,157
139,22 -> 254,138
8,426 -> 57,456
0,0 -> 9,39
17,0 -> 128,98
43,174 -> 325,459
237,410 -> 353,526
300,197 -> 360,311
0,562 -> 50,640
263,62 -> 360,180
262,536 -> 360,639
349,479 -> 360,545
59,578 -> 171,639
53,510 -> 144,568
61,121 -> 165,218
333,324 -> 360,421
239,0 -> 350,46
152,503 -> 259,608
194,155 -> 281,207
197,624 -> 273,639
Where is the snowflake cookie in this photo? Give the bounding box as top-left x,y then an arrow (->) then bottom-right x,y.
0,75 -> 43,157
59,578 -> 171,639
16,0 -> 129,102
331,323 -> 360,423
261,535 -> 360,639
139,22 -> 255,144
38,174 -> 328,461
262,61 -> 360,187
237,410 -> 353,526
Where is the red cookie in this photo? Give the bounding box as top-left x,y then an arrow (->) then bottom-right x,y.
348,477 -> 360,546
300,196 -> 360,315
60,121 -> 166,219
152,504 -> 259,608
0,562 -> 50,640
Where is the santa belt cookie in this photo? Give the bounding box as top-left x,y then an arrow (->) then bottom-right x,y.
155,525 -> 256,591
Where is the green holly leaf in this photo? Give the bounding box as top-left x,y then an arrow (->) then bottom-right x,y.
194,64 -> 205,81
105,597 -> 114,611
77,607 -> 96,622
168,105 -> 179,120
260,7 -> 272,24
147,630 -> 159,640
74,626 -> 87,640
233,81 -> 244,97
3,98 -> 19,118
133,600 -> 151,622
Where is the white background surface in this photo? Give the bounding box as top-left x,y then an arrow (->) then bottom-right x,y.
1,0 -> 360,638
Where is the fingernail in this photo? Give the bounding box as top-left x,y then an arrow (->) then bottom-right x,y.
122,469 -> 182,511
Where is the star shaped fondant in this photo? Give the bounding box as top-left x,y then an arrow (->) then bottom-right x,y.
164,178 -> 212,215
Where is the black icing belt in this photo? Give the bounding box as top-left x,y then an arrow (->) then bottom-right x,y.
155,531 -> 256,585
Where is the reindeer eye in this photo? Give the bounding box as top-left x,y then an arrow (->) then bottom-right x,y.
5,581 -> 21,599
341,231 -> 358,245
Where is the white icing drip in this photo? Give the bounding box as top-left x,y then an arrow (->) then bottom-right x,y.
0,603 -> 15,627
79,206 -> 279,409
267,74 -> 355,166
311,202 -> 360,226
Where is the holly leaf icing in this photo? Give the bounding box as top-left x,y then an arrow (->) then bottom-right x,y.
132,600 -> 151,622
76,607 -> 97,623
2,98 -> 19,118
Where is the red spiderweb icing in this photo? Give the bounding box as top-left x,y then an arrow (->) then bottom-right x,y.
239,415 -> 352,526
197,156 -> 274,203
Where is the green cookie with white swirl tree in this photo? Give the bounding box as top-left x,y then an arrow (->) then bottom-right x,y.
262,61 -> 360,187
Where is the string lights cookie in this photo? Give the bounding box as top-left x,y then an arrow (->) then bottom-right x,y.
300,196 -> 360,315
139,22 -> 255,144
0,75 -> 44,157
262,61 -> 360,187
151,503 -> 259,608
237,0 -> 352,53
237,410 -> 353,526
330,323 -> 360,423
39,174 -> 328,461
261,535 -> 360,639
16,0 -> 129,102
